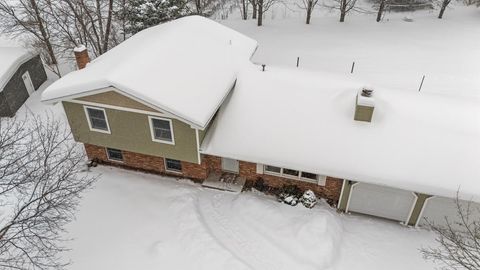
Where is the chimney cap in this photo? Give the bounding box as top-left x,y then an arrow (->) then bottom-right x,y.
357,87 -> 375,107
73,44 -> 87,53
360,86 -> 374,97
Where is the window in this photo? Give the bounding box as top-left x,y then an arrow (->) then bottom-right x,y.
84,106 -> 110,133
165,158 -> 182,172
106,148 -> 123,162
301,172 -> 318,181
283,168 -> 300,177
149,116 -> 174,144
264,165 -> 281,174
263,165 -> 324,185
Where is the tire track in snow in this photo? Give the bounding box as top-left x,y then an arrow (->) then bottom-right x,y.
196,192 -> 325,270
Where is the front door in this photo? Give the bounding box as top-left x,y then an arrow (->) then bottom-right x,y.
221,158 -> 239,173
22,72 -> 35,95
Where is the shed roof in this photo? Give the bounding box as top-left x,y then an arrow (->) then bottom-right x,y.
0,47 -> 33,91
41,16 -> 258,129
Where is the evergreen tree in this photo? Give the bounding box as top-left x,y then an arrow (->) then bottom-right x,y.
122,0 -> 190,34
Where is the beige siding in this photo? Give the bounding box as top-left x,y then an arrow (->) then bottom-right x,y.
75,89 -> 159,113
338,180 -> 356,211
407,193 -> 432,226
63,101 -> 199,163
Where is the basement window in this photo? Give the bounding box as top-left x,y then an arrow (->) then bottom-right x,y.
106,148 -> 123,162
165,158 -> 182,173
149,116 -> 174,145
84,106 -> 110,133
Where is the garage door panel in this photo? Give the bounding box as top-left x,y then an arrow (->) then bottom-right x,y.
348,183 -> 416,222
419,197 -> 480,228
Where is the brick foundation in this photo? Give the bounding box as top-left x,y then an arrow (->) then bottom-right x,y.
84,143 -> 205,182
84,143 -> 343,204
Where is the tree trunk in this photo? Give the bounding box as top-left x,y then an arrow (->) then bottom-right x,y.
195,0 -> 201,14
376,0 -> 385,22
438,1 -> 447,18
339,0 -> 346,22
252,0 -> 257,19
306,1 -> 312,24
257,0 -> 263,26
28,0 -> 60,76
102,0 -> 114,52
241,0 -> 248,20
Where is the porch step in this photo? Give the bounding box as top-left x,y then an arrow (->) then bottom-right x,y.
202,172 -> 246,193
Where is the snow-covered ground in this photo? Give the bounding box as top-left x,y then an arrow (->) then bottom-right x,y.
64,167 -> 437,270
221,5 -> 480,97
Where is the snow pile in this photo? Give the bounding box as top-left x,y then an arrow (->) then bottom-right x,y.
201,64 -> 480,201
41,15 -> 258,129
0,47 -> 32,91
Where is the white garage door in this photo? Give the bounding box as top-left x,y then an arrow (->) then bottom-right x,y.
418,196 -> 480,228
348,183 -> 416,222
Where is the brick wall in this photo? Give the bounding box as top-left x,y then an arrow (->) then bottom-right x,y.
84,143 -> 343,204
84,143 -> 205,182
205,158 -> 343,204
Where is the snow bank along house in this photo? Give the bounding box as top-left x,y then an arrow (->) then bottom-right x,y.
0,47 -> 47,117
41,16 -> 480,228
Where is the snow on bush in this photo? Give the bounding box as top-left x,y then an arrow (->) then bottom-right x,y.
300,190 -> 317,208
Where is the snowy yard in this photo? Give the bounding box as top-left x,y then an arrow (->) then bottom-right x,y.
221,5 -> 480,97
64,167 -> 437,270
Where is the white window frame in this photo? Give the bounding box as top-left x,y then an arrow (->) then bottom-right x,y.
148,116 -> 175,145
105,147 -> 124,163
84,105 -> 111,134
164,158 -> 182,173
263,165 -> 325,185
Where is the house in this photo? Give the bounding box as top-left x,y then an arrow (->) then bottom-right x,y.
41,16 -> 480,228
0,47 -> 47,117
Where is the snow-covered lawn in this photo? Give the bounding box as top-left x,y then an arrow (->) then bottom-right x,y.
63,167 -> 436,270
221,5 -> 480,97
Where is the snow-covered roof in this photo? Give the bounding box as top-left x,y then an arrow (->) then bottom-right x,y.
41,16 -> 258,129
201,64 -> 480,201
0,47 -> 33,91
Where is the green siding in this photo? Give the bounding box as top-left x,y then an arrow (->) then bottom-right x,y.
407,193 -> 432,226
63,101 -> 199,163
338,180 -> 356,211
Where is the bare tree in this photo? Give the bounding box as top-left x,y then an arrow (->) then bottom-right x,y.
324,0 -> 357,22
376,0 -> 388,22
0,0 -> 119,74
0,113 -> 96,270
0,0 -> 61,77
239,0 -> 248,20
297,0 -> 319,24
249,0 -> 257,18
256,0 -> 277,26
437,0 -> 451,19
421,193 -> 480,270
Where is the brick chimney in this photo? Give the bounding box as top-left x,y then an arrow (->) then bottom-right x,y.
73,45 -> 90,70
354,87 -> 375,122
